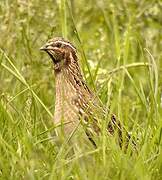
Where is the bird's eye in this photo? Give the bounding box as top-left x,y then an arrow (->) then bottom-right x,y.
55,43 -> 62,48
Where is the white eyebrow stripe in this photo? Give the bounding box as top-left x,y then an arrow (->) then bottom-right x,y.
54,40 -> 76,51
46,42 -> 54,46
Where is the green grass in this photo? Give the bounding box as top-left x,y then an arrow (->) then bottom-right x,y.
0,0 -> 162,179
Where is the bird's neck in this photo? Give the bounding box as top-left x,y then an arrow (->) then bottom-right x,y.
54,55 -> 93,115
53,59 -> 85,127
53,54 -> 96,132
54,53 -> 91,95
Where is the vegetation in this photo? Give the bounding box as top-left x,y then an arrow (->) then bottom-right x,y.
0,0 -> 161,179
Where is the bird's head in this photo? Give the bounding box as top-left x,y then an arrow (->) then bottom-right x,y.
40,37 -> 77,71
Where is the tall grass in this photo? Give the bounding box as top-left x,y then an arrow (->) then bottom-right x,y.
0,0 -> 161,179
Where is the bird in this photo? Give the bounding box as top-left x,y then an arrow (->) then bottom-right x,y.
40,37 -> 133,148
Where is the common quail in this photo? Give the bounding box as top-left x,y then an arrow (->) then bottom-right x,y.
40,37 -> 131,148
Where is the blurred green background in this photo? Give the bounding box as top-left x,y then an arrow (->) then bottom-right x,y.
0,0 -> 162,179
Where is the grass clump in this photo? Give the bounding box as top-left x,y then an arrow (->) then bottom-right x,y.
0,0 -> 162,179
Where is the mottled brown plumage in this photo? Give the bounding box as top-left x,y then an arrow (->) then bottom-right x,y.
40,37 -> 133,148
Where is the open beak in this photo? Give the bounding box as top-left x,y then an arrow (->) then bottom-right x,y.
40,45 -> 49,51
40,45 -> 57,52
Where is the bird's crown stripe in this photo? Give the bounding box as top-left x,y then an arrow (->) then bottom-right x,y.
55,40 -> 76,51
